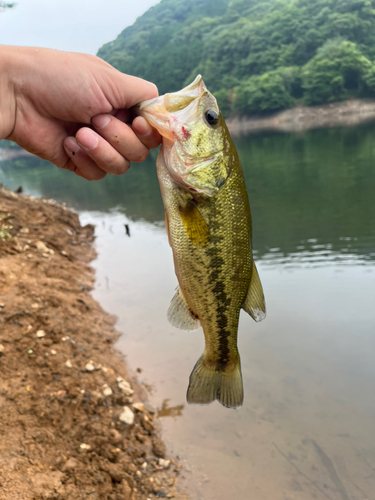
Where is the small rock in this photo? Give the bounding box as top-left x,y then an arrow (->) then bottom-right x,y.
117,378 -> 134,396
132,402 -> 146,412
0,344 -> 4,355
158,458 -> 170,469
85,361 -> 95,372
136,470 -> 142,478
167,487 -> 177,498
61,336 -> 69,342
0,303 -> 4,308
111,447 -> 122,454
109,429 -> 122,443
144,402 -> 156,414
119,406 -> 134,425
27,349 -> 33,355
63,457 -> 79,472
27,325 -> 32,331
31,303 -> 39,309
20,227 -> 29,234
65,359 -> 72,368
50,349 -> 57,355
141,462 -> 147,470
36,241 -> 49,253
102,366 -> 109,373
36,330 -> 46,338
103,385 -> 113,397
61,250 -> 68,257
36,241 -> 54,254
152,436 -> 166,458
67,229 -> 73,236
108,466 -> 126,482
79,443 -> 91,451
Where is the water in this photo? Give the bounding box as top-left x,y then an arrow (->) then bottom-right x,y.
1,124 -> 375,500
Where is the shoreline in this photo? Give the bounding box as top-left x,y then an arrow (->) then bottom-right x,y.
226,98 -> 375,134
0,99 -> 375,164
0,185 -> 188,500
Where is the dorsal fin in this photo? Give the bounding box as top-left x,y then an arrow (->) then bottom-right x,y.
167,286 -> 200,331
242,261 -> 266,322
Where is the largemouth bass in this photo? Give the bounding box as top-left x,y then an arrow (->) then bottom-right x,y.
138,76 -> 266,408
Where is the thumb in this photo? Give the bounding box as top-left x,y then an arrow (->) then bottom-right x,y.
102,68 -> 159,110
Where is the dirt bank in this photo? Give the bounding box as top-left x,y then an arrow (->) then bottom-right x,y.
227,98 -> 375,135
0,185 -> 188,500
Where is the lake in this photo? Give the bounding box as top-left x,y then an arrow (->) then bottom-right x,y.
1,124 -> 375,500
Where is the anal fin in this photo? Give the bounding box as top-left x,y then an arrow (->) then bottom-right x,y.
242,260 -> 266,322
167,286 -> 200,331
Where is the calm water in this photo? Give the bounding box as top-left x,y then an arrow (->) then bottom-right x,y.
1,124 -> 375,500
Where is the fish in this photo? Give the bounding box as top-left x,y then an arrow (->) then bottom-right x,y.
137,75 -> 266,408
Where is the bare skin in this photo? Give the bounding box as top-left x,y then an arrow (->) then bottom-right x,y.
0,45 -> 161,180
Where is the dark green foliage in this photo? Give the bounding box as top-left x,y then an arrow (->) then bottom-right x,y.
0,2 -> 15,10
363,65 -> 375,96
98,0 -> 375,116
233,72 -> 294,115
302,40 -> 371,104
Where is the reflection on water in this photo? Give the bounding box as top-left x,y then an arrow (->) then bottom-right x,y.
1,124 -> 375,499
2,123 -> 375,267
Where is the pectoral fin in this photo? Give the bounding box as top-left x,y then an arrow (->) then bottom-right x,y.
242,261 -> 266,322
179,199 -> 210,246
167,286 -> 200,331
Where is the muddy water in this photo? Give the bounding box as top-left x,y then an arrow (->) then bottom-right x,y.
1,124 -> 375,499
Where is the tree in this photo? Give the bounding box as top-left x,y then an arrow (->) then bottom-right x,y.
233,72 -> 294,115
0,2 -> 15,11
302,40 -> 371,105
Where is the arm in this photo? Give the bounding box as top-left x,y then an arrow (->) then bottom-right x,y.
0,45 -> 161,180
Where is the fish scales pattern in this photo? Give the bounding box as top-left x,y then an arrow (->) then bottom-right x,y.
137,75 -> 265,408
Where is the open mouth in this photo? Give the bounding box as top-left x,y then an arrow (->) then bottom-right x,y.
136,75 -> 206,139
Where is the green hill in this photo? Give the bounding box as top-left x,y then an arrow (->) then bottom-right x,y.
98,0 -> 375,116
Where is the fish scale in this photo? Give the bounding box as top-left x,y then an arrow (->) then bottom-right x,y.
138,75 -> 266,408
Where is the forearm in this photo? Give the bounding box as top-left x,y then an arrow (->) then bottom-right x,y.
0,45 -> 17,140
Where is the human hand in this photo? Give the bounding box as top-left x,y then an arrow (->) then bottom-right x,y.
0,46 -> 161,180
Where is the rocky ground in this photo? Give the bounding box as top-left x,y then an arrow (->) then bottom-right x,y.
0,185 -> 189,500
226,98 -> 375,134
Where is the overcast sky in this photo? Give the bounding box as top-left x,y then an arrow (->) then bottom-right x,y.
0,0 -> 159,54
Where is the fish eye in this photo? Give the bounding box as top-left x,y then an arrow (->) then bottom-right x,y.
204,109 -> 219,127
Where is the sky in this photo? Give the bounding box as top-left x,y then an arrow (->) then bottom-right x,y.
0,0 -> 159,54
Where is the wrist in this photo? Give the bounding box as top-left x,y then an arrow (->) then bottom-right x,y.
0,45 -> 17,140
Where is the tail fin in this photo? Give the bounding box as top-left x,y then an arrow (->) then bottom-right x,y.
186,355 -> 243,409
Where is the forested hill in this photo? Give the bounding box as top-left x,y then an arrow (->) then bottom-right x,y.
98,0 -> 375,116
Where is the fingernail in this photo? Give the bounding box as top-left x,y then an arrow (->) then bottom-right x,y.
77,129 -> 99,151
64,137 -> 80,156
92,114 -> 111,129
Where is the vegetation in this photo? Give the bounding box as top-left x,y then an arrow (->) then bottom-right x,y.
98,0 -> 375,116
0,2 -> 15,11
